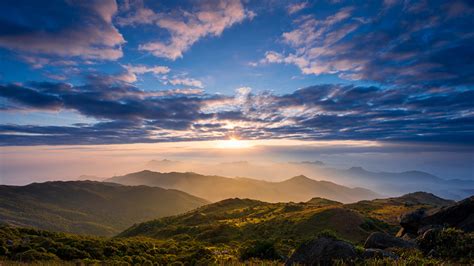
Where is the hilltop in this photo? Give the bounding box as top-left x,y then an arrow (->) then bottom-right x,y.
0,181 -> 208,236
106,170 -> 380,203
119,192 -> 451,246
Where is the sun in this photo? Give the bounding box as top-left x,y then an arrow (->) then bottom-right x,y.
216,137 -> 252,149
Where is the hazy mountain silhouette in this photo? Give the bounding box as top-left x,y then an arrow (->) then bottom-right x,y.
323,166 -> 474,199
142,159 -> 473,200
106,170 -> 380,203
0,181 -> 208,236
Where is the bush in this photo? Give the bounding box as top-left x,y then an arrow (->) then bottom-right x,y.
0,245 -> 8,256
417,228 -> 473,262
239,240 -> 282,261
56,245 -> 90,260
316,229 -> 340,240
14,249 -> 58,261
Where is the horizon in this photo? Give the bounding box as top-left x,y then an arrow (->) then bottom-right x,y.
0,0 -> 473,187
1,1 -> 473,264
1,139 -> 473,186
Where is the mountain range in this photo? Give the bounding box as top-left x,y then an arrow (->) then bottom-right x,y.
0,181 -> 208,236
143,159 -> 474,199
105,170 -> 380,203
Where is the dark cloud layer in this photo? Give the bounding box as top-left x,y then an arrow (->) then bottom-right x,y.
0,0 -> 124,62
0,81 -> 472,145
267,0 -> 474,87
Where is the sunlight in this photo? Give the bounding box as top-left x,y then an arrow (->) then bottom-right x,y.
215,137 -> 252,149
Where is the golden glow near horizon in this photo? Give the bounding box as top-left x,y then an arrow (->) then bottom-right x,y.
215,137 -> 253,149
1,139 -> 382,154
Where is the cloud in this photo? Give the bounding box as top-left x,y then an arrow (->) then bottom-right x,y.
1,81 -> 472,145
117,64 -> 170,83
167,77 -> 204,88
119,0 -> 254,60
263,0 -> 474,86
287,2 -> 309,14
116,0 -> 156,26
0,0 -> 124,62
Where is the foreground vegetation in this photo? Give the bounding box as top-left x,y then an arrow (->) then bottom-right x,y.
0,226 -> 217,265
1,192 -> 470,265
1,225 -> 472,265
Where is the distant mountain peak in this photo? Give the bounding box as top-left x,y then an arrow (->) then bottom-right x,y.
285,175 -> 314,183
218,161 -> 250,166
289,160 -> 325,166
148,159 -> 176,163
348,166 -> 367,173
135,169 -> 155,174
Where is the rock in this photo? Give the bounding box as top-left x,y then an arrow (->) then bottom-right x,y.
417,224 -> 443,236
420,196 -> 474,232
400,196 -> 474,235
400,208 -> 426,235
364,232 -> 416,250
361,248 -> 399,260
400,233 -> 415,241
395,227 -> 416,241
285,237 -> 357,266
427,249 -> 438,258
419,228 -> 438,241
395,228 -> 405,238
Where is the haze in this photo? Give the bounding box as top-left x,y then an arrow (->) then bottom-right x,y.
0,0 -> 473,194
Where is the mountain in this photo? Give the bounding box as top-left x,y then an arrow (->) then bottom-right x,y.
105,170 -> 380,203
317,167 -> 474,200
0,181 -> 209,236
119,192 -> 452,246
140,160 -> 473,200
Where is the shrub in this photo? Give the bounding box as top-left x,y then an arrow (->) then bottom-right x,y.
56,245 -> 90,260
0,245 -> 8,256
316,229 -> 341,240
239,240 -> 282,261
417,227 -> 473,262
14,249 -> 58,261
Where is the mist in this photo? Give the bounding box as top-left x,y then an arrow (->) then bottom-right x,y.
1,140 -> 472,198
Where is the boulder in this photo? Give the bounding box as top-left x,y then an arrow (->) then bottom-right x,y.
421,196 -> 474,232
361,248 -> 399,260
400,208 -> 426,235
364,232 -> 416,250
400,196 -> 474,235
285,237 -> 357,266
417,224 -> 443,236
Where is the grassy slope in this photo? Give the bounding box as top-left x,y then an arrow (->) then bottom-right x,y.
345,191 -> 454,227
0,192 -> 461,264
0,181 -> 209,236
119,192 -> 452,247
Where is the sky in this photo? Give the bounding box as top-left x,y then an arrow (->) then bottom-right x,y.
0,0 -> 473,184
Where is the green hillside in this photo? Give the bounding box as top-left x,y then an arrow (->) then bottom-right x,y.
119,192 -> 451,250
106,170 -> 380,203
0,181 -> 209,236
0,192 -> 465,265
345,191 -> 455,226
